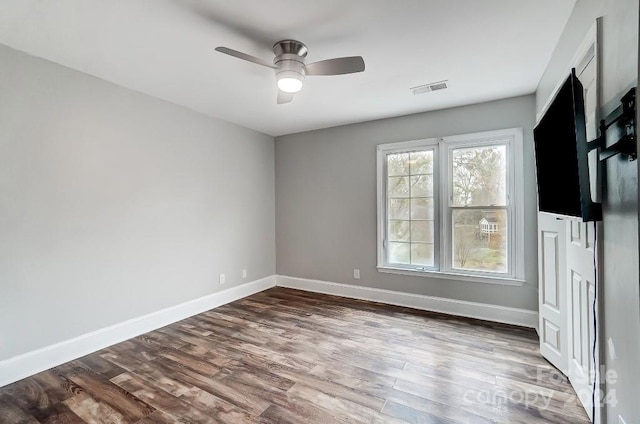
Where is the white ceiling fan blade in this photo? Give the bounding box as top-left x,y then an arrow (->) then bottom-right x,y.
277,91 -> 294,104
215,47 -> 277,69
305,56 -> 365,76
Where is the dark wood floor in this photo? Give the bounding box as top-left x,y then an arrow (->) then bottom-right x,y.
0,287 -> 589,424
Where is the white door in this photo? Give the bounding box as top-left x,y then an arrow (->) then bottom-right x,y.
566,45 -> 599,421
536,32 -> 599,420
566,220 -> 597,418
538,213 -> 568,373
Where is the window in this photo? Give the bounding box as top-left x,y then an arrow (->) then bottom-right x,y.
376,128 -> 524,284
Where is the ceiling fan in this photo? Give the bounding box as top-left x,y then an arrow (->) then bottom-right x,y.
215,39 -> 365,104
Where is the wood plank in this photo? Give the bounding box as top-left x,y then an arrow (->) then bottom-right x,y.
258,402 -> 342,424
63,393 -> 126,424
63,366 -> 155,421
381,400 -> 456,424
77,353 -> 127,380
286,383 -> 406,424
383,387 -> 496,424
100,351 -> 192,396
35,402 -> 85,424
225,357 -> 387,412
134,410 -> 183,424
109,372 -> 221,424
133,330 -> 190,351
177,387 -> 257,423
0,369 -> 81,421
177,371 -> 271,416
0,394 -> 39,424
109,372 -> 183,412
157,347 -> 223,377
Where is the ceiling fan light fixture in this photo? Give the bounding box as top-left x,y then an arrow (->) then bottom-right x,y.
215,39 -> 365,103
276,70 -> 304,93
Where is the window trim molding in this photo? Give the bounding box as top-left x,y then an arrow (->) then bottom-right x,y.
377,266 -> 525,286
376,128 -> 525,284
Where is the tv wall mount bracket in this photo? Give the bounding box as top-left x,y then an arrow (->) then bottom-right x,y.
587,88 -> 637,161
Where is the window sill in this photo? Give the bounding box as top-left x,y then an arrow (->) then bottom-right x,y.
377,266 -> 525,286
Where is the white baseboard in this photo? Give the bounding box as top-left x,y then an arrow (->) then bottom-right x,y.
276,275 -> 538,329
0,275 -> 275,388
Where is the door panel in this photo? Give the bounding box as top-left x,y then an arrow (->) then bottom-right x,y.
571,271 -> 584,366
542,319 -> 561,352
542,233 -> 560,309
538,213 -> 567,372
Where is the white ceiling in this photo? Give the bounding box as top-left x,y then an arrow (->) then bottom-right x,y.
0,0 -> 576,136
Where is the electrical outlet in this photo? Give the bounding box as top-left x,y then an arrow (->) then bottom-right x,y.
219,273 -> 225,285
242,269 -> 247,279
353,269 -> 360,279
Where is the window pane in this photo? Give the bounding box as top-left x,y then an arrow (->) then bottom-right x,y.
388,153 -> 409,176
389,242 -> 410,264
410,175 -> 433,197
410,151 -> 433,175
386,149 -> 436,269
411,243 -> 434,267
452,145 -> 506,206
411,221 -> 434,243
388,176 -> 410,198
452,209 -> 507,273
410,198 -> 434,220
389,199 -> 410,220
389,220 -> 410,242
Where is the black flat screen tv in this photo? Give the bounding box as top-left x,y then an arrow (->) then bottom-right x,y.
533,69 -> 601,221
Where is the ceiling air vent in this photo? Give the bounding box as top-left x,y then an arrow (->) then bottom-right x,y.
410,80 -> 448,95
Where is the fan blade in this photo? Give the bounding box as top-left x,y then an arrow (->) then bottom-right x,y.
215,47 -> 277,69
305,56 -> 365,76
277,91 -> 294,104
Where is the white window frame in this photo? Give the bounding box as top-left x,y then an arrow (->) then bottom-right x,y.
376,128 -> 525,286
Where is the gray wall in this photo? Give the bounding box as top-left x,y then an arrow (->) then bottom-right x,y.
536,0 -> 640,422
275,95 -> 539,311
0,45 -> 275,361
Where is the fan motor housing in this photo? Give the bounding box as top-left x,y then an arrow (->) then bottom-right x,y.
273,40 -> 308,78
273,40 -> 308,58
275,54 -> 305,72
